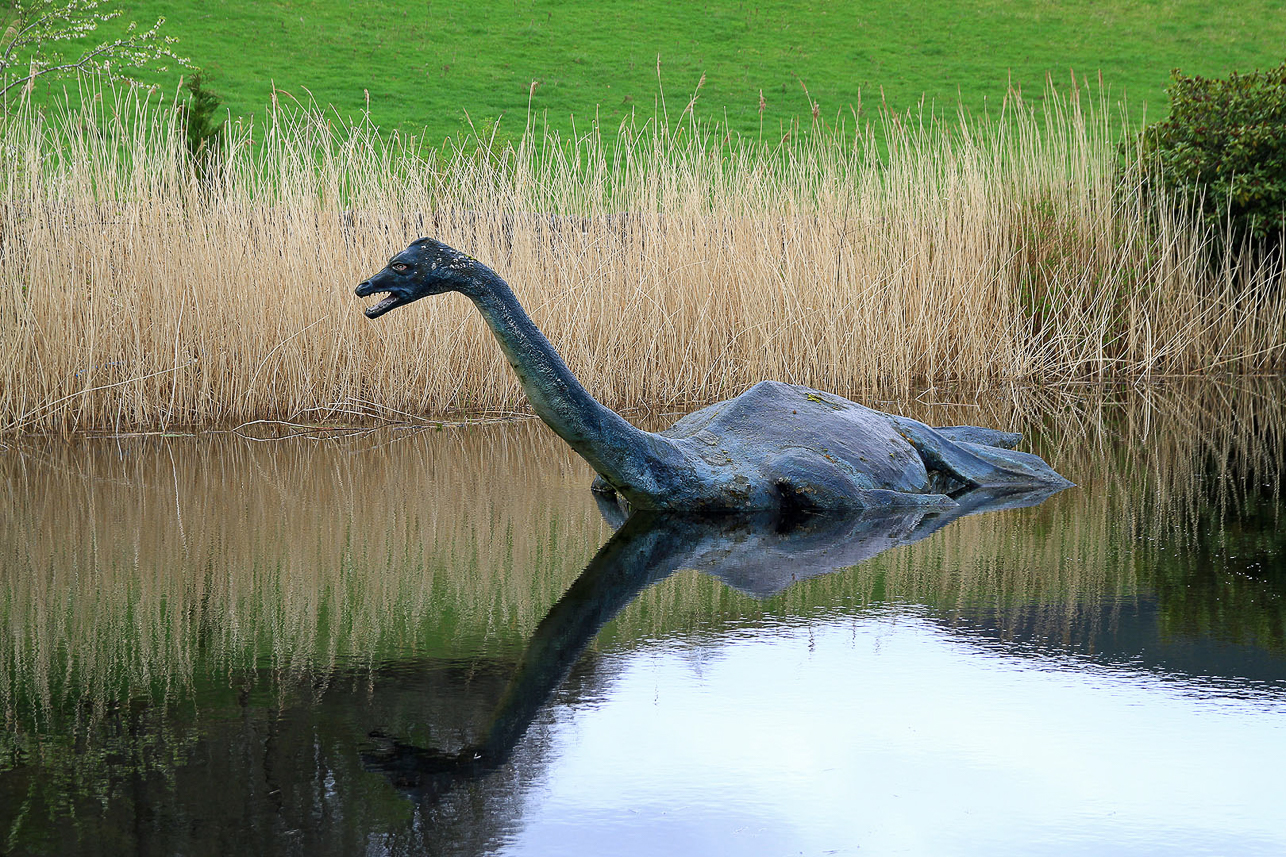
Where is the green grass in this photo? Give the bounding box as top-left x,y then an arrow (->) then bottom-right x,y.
40,0 -> 1286,144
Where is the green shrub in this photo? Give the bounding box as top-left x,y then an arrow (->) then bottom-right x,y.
1141,61 -> 1286,249
182,70 -> 225,169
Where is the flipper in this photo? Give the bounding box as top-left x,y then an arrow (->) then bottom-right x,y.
890,416 -> 1074,490
935,425 -> 1021,450
592,485 -> 632,531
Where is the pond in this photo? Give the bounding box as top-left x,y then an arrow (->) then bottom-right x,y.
1,383 -> 1284,856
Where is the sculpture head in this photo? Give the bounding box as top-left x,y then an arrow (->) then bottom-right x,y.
355,238 -> 481,319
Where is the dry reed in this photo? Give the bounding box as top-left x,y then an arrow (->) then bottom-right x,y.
1,78 -> 1283,433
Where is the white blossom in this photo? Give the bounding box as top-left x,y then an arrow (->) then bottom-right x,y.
0,0 -> 189,102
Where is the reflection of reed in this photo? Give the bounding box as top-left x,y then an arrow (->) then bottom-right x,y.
2,382 -> 1282,729
0,421 -> 610,725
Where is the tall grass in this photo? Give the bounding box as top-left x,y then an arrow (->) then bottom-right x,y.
1,79 -> 1283,432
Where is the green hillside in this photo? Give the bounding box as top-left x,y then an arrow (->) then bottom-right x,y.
27,0 -> 1286,143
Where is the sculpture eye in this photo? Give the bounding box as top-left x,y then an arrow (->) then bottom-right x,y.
391,262 -> 408,272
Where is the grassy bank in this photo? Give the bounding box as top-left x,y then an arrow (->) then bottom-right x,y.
60,0 -> 1286,142
0,79 -> 1284,433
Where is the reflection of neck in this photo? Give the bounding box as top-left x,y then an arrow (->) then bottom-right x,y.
475,510 -> 684,763
468,270 -> 678,498
361,512 -> 691,792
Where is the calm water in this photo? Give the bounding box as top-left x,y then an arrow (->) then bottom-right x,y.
1,384 -> 1283,856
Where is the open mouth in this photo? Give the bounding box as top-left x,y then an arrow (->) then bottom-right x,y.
355,281 -> 405,319
362,291 -> 402,318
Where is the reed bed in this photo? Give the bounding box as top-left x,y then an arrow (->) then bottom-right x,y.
1,80 -> 1283,433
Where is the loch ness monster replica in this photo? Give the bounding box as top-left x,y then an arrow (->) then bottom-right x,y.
356,238 -> 1073,513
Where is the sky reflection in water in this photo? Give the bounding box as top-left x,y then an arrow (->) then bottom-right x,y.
1,383 -> 1283,856
515,614 -> 1285,857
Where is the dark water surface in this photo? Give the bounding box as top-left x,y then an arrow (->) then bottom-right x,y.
2,384 -> 1284,856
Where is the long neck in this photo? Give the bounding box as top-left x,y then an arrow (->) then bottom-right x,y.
474,510 -> 687,763
466,268 -> 675,496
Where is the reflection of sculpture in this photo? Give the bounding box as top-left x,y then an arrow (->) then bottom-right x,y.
356,239 -> 1072,513
363,485 -> 1063,797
